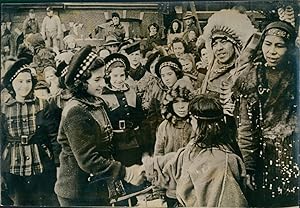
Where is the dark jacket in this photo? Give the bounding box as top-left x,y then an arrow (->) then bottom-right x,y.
54,96 -> 125,201
233,60 -> 298,205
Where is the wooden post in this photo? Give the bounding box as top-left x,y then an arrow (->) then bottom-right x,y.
190,1 -> 202,35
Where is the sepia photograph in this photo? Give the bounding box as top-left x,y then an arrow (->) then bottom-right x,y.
1,0 -> 299,207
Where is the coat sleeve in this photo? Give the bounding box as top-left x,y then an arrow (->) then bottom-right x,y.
237,96 -> 259,172
154,121 -> 166,156
144,148 -> 185,189
63,105 -> 125,179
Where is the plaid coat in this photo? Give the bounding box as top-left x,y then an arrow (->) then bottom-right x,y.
1,95 -> 59,176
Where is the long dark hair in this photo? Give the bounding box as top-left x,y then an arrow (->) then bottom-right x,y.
189,94 -> 235,151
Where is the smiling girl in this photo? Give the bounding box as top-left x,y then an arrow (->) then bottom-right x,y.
1,58 -> 59,206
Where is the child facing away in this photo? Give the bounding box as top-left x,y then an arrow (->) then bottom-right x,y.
141,94 -> 248,207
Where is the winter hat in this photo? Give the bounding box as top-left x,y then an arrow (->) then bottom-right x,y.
262,20 -> 296,44
104,53 -> 130,77
155,56 -> 183,79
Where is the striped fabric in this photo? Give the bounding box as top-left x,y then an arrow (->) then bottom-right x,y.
2,97 -> 47,176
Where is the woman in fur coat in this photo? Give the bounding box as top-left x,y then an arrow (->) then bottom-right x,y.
233,21 -> 299,207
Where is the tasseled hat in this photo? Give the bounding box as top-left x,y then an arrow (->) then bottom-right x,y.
203,9 -> 256,52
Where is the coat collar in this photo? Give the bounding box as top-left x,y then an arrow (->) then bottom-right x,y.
5,95 -> 36,106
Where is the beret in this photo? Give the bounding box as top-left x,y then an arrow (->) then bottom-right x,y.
3,58 -> 32,88
64,45 -> 98,89
155,56 -> 183,78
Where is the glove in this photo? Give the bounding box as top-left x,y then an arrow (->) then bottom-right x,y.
124,165 -> 145,186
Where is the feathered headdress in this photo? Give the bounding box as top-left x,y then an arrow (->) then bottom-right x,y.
203,9 -> 256,53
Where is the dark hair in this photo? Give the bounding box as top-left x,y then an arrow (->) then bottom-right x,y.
189,94 -> 232,149
169,19 -> 182,34
148,23 -> 159,32
162,84 -> 193,124
155,56 -> 184,79
6,69 -> 38,98
69,57 -> 105,98
172,37 -> 188,52
258,21 -> 297,66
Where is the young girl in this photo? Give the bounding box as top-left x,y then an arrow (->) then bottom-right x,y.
141,94 -> 248,207
55,46 -> 144,206
153,83 -> 193,207
143,56 -> 193,154
1,58 -> 59,206
101,53 -> 144,167
155,83 -> 193,156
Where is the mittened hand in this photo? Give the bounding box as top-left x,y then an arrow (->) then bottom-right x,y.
124,165 -> 145,186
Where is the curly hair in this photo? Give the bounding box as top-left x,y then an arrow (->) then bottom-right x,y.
69,57 -> 105,98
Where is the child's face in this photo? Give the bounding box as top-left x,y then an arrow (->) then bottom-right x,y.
180,59 -> 193,73
173,98 -> 189,118
12,71 -> 32,98
107,44 -> 119,54
112,17 -> 120,25
86,66 -> 106,97
109,66 -> 126,90
149,25 -> 158,36
34,88 -> 49,100
44,67 -> 58,87
160,66 -> 178,88
172,42 -> 185,58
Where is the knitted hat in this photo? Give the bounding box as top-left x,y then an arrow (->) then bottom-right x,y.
155,56 -> 183,79
203,9 -> 256,52
64,45 -> 99,89
3,58 -> 33,88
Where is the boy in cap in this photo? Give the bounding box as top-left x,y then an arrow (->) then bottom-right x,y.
105,12 -> 126,42
22,9 -> 40,36
41,6 -> 62,53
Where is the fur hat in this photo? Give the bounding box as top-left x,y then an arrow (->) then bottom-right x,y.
203,9 -> 256,52
161,83 -> 193,124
